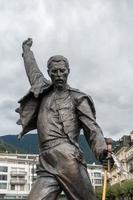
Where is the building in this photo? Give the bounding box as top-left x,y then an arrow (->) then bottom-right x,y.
87,163 -> 103,189
0,153 -> 103,199
0,153 -> 38,199
126,132 -> 133,174
110,132 -> 133,185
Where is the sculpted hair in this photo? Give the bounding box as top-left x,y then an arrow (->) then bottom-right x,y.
47,55 -> 69,69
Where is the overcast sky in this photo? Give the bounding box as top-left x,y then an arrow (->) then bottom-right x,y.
0,0 -> 133,140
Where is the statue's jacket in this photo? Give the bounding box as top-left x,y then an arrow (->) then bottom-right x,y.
16,50 -> 107,164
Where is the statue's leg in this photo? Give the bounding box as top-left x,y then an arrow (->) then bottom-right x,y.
57,161 -> 96,200
28,175 -> 61,200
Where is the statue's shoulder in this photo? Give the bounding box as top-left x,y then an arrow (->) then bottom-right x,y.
68,86 -> 91,99
18,84 -> 53,104
68,86 -> 96,117
68,86 -> 85,94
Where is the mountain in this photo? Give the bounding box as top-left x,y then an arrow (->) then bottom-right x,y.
0,139 -> 22,153
0,134 -> 116,164
0,134 -> 99,164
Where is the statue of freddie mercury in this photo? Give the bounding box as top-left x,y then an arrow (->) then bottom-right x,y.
16,38 -> 108,200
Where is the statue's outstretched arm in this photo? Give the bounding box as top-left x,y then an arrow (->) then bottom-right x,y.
77,96 -> 107,161
22,38 -> 50,97
16,39 -> 51,140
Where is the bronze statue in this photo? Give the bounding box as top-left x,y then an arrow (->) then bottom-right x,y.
16,38 -> 108,200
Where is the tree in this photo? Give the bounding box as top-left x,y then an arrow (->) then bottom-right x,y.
106,180 -> 133,199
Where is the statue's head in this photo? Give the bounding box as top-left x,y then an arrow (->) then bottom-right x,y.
47,55 -> 70,90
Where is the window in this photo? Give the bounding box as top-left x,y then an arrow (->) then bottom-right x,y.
11,184 -> 15,190
11,167 -> 17,171
0,183 -> 7,189
28,156 -> 35,159
32,176 -> 36,182
17,156 -> 26,159
0,175 -> 7,180
20,185 -> 24,191
31,168 -> 36,174
19,168 -> 24,171
18,161 -> 25,164
0,166 -> 8,172
94,172 -> 101,177
94,179 -> 102,184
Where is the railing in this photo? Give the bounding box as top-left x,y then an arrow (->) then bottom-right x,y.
10,171 -> 27,176
10,178 -> 26,184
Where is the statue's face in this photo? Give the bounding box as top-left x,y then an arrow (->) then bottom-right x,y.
48,61 -> 69,89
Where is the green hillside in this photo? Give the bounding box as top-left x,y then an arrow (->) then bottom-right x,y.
0,139 -> 20,153
0,134 -> 99,163
0,134 -> 117,164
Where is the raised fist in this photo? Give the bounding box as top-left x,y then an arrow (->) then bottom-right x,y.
22,38 -> 33,52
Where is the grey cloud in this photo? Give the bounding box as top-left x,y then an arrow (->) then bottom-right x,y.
0,99 -> 17,121
0,0 -> 133,140
0,99 -> 19,134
